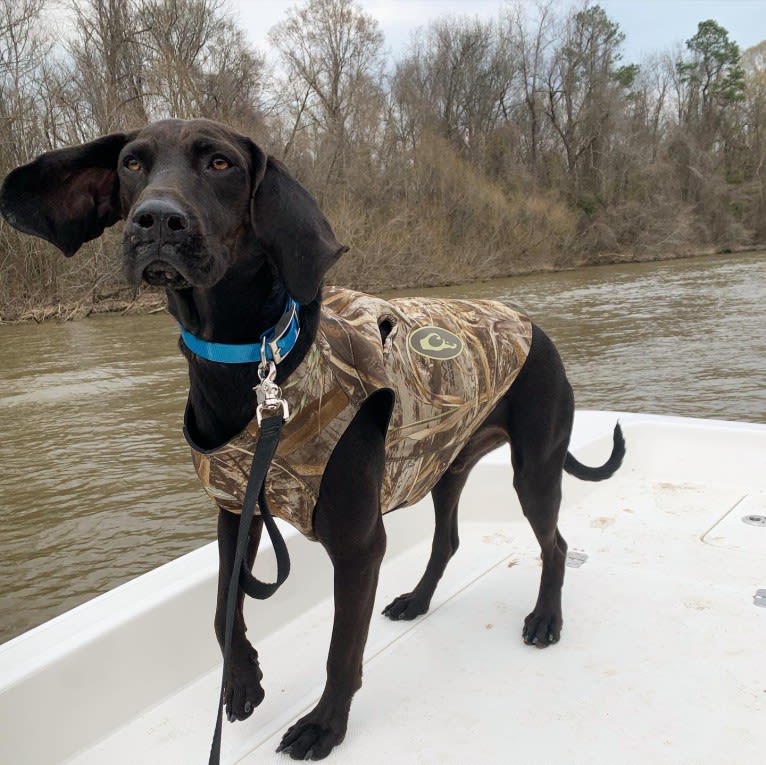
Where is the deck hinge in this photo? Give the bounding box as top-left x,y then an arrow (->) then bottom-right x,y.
742,514 -> 766,527
754,589 -> 766,608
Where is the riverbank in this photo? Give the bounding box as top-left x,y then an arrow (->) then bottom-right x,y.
2,245 -> 762,324
2,290 -> 168,324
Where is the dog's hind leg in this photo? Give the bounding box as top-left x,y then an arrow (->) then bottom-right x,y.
381,460 -> 468,621
506,324 -> 575,647
214,509 -> 266,721
512,446 -> 569,647
383,413 -> 510,621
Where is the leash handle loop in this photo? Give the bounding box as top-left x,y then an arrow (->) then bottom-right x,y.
239,486 -> 291,599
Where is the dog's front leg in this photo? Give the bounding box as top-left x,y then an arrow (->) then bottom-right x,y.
278,394 -> 390,760
214,507 -> 266,721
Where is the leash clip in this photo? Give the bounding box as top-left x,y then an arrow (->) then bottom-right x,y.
255,354 -> 290,425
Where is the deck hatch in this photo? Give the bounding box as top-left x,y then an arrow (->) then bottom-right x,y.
702,493 -> 766,553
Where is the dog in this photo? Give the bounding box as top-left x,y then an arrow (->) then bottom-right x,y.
0,118 -> 625,760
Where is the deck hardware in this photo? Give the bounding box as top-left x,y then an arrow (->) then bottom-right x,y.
754,590 -> 766,608
742,514 -> 766,527
566,551 -> 588,568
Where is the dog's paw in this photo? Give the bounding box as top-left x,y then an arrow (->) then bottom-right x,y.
382,592 -> 430,621
277,713 -> 346,760
522,609 -> 562,648
225,647 -> 265,722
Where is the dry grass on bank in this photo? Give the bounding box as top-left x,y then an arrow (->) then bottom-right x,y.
1,140 -> 762,323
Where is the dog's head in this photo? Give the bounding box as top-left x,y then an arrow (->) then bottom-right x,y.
0,119 -> 346,304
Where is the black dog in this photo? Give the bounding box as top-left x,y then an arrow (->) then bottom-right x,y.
0,119 -> 624,760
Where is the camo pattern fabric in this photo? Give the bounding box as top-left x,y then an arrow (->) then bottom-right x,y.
187,287 -> 533,539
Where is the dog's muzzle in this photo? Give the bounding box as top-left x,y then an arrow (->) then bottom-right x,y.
125,197 -> 199,288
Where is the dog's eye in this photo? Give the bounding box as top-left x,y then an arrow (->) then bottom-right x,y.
210,156 -> 231,171
123,156 -> 142,172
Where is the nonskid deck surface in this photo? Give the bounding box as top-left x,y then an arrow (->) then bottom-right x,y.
64,416 -> 766,765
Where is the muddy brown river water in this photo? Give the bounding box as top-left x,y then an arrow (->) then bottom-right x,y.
1,252 -> 764,642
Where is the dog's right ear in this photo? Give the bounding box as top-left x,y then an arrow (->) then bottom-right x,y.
0,132 -> 136,257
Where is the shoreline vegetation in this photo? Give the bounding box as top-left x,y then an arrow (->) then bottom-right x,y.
2,245 -> 761,325
2,1 -> 765,322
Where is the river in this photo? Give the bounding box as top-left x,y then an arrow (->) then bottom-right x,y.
1,252 -> 764,643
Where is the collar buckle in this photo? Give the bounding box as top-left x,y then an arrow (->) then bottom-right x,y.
265,297 -> 299,364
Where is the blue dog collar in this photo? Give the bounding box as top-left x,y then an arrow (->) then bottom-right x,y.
179,296 -> 300,364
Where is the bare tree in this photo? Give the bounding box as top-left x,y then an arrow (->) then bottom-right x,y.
0,0 -> 51,162
542,3 -> 634,205
392,16 -> 514,161
64,0 -> 149,134
740,41 -> 766,239
504,0 -> 556,183
269,0 -> 385,186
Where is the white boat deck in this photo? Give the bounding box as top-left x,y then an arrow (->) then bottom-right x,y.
1,412 -> 764,764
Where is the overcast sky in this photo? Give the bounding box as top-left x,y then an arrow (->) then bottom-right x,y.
232,0 -> 766,63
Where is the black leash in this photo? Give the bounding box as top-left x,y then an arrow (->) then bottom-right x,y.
208,380 -> 291,764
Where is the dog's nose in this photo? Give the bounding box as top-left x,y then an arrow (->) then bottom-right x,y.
130,198 -> 189,237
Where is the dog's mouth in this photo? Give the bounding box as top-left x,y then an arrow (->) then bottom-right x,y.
142,260 -> 191,289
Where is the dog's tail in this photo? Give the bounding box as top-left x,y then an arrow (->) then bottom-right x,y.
564,422 -> 625,481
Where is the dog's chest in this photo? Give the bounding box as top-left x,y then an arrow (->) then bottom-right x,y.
189,288 -> 532,538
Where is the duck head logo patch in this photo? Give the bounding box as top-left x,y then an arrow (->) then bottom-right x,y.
408,326 -> 464,360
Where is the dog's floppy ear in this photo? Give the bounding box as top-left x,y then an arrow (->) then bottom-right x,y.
0,132 -> 137,257
249,146 -> 347,305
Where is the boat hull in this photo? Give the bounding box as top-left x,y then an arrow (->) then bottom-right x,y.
1,411 -> 764,764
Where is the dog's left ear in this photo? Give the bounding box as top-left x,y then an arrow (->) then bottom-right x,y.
249,145 -> 347,305
0,132 -> 136,257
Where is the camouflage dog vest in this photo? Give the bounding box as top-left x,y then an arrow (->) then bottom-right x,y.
186,288 -> 532,539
